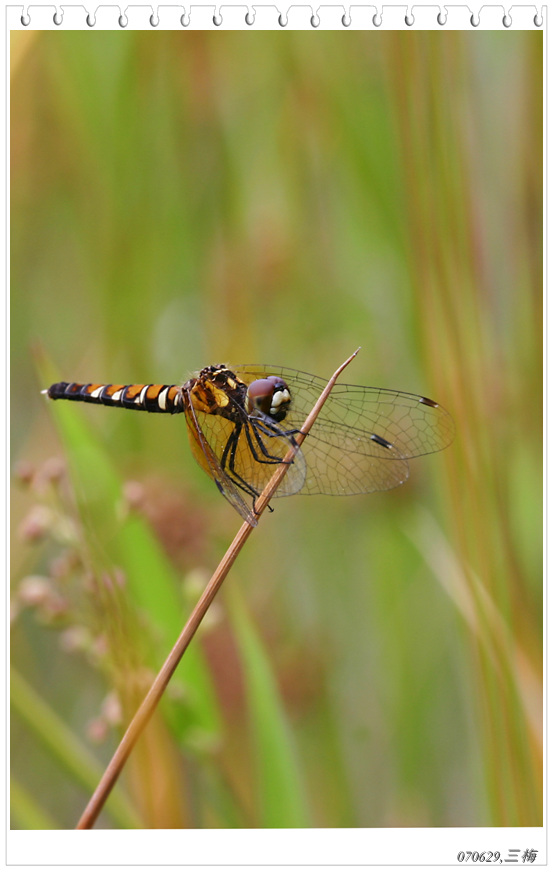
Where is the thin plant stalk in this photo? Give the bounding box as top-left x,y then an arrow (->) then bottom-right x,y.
75,348 -> 360,830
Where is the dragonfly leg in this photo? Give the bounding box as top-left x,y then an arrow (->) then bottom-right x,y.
220,422 -> 265,501
252,418 -> 304,441
217,419 -> 295,518
246,420 -> 294,465
220,421 -> 239,471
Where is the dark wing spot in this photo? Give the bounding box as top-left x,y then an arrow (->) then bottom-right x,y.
419,396 -> 439,408
370,433 -> 394,450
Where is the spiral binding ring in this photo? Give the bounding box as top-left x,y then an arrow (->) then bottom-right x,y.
14,4 -> 546,29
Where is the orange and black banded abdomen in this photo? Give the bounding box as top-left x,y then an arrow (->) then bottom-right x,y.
45,382 -> 184,413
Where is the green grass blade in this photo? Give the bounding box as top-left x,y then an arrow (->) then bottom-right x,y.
11,668 -> 141,828
38,355 -> 222,744
10,778 -> 58,830
227,590 -> 311,828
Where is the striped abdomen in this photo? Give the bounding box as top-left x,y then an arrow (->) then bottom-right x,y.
44,382 -> 184,414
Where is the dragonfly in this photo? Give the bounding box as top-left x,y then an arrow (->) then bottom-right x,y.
43,363 -> 454,526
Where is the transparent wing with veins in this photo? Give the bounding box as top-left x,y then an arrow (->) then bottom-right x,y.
184,388 -> 306,525
229,365 -> 455,496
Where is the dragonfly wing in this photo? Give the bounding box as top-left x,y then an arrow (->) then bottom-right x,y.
232,365 -> 455,458
184,403 -> 257,525
185,397 -> 306,519
230,365 -> 453,496
306,384 -> 455,459
293,426 -> 410,495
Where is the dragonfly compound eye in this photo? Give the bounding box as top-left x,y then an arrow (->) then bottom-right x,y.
246,377 -> 291,422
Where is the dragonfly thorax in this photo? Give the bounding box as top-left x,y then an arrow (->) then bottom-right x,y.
246,377 -> 291,423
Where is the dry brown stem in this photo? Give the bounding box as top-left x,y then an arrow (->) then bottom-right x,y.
76,348 -> 359,829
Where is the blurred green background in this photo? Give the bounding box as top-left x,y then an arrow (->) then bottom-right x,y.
11,30 -> 542,829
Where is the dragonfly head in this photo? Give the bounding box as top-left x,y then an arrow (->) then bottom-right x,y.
246,377 -> 291,423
